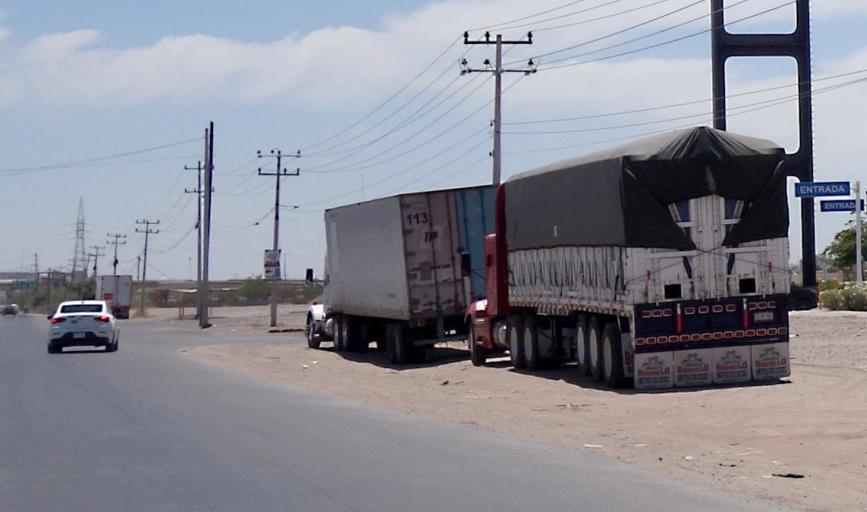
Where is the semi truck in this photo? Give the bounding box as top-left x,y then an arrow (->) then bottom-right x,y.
307,185 -> 495,364
96,275 -> 132,319
466,127 -> 792,390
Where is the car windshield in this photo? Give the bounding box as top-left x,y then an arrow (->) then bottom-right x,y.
59,304 -> 104,314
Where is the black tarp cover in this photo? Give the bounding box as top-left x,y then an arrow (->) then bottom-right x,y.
505,127 -> 788,251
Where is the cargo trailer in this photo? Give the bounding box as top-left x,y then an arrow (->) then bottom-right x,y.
308,185 -> 495,364
95,275 -> 132,319
466,127 -> 792,389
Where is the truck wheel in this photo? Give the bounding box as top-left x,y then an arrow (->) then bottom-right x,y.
468,323 -> 487,367
588,317 -> 604,380
601,323 -> 628,388
386,323 -> 410,365
306,315 -> 321,349
342,316 -> 364,352
523,316 -> 541,371
575,315 -> 590,377
508,316 -> 525,369
333,316 -> 346,352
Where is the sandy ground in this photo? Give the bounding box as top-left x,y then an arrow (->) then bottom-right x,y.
144,304 -> 308,331
181,309 -> 867,512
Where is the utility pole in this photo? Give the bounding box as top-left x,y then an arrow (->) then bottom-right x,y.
136,255 -> 141,281
200,122 -> 215,328
32,253 -> 38,312
185,160 -> 204,319
88,245 -> 106,276
135,220 -> 160,317
856,181 -> 863,284
106,233 -> 127,275
462,31 -> 535,185
257,148 -> 301,327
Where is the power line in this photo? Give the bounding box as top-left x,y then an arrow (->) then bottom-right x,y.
0,136 -> 202,176
522,0 -> 679,33
468,0 -> 591,31
509,0 -> 715,66
490,0 -> 639,32
301,37 -> 463,153
305,74 -> 493,174
505,76 -> 867,155
538,1 -> 795,71
505,67 -> 867,125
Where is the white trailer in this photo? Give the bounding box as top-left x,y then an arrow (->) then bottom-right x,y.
308,186 -> 495,364
96,275 -> 132,319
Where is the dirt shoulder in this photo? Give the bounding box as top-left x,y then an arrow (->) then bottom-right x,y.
183,311 -> 867,512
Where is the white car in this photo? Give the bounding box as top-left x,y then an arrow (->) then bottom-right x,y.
48,300 -> 119,353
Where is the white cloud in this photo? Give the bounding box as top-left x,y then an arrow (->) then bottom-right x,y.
0,27 -> 9,41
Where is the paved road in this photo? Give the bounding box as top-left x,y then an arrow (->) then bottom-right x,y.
0,315 -> 788,512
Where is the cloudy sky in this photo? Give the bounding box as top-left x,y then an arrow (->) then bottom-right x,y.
0,0 -> 865,280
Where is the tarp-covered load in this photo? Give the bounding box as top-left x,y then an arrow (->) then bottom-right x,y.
504,127 -> 788,251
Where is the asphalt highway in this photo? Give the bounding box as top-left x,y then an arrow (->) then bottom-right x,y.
0,315 -> 788,512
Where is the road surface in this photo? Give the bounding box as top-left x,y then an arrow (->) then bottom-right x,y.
0,315 -> 788,512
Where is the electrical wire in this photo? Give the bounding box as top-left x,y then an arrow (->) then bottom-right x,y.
468,0 -> 591,32
306,76 -> 492,174
525,0 -> 679,33
0,136 -> 202,177
538,1 -> 794,71
505,67 -> 867,125
301,37 -> 463,153
505,75 -> 867,155
502,76 -> 867,135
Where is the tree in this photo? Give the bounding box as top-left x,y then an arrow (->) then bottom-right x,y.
822,221 -> 867,270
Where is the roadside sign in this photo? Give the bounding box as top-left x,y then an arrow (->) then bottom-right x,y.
794,181 -> 850,197
264,249 -> 281,280
820,199 -> 866,212
11,280 -> 36,290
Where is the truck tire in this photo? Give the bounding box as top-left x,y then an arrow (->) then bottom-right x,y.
333,316 -> 346,352
523,316 -> 541,371
342,316 -> 365,352
588,317 -> 604,380
601,323 -> 628,388
468,322 -> 487,367
306,315 -> 321,349
575,315 -> 591,377
386,323 -> 410,365
508,316 -> 525,369
47,342 -> 60,354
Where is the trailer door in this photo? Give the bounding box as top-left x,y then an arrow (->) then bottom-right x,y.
400,191 -> 464,319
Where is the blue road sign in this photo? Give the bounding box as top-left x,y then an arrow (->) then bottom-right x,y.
820,200 -> 866,212
795,181 -> 850,197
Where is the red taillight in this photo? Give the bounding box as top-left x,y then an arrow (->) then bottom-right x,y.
50,317 -> 65,324
96,315 -> 111,323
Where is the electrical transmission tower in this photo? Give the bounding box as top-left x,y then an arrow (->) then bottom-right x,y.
71,198 -> 88,281
257,148 -> 300,327
461,31 -> 535,185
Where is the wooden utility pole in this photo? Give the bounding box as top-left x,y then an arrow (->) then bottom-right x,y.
135,220 -> 159,316
462,31 -> 535,185
185,160 -> 204,319
257,148 -> 300,327
199,123 -> 215,328
106,233 -> 127,275
88,245 -> 105,276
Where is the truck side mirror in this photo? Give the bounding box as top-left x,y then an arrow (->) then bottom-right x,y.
305,268 -> 314,284
460,252 -> 471,278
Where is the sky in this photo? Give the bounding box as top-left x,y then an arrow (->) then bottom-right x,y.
0,0 -> 865,281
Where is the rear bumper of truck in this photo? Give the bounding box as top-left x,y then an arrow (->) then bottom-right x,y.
631,295 -> 789,389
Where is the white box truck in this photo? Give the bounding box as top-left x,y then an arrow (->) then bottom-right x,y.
96,275 -> 132,319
